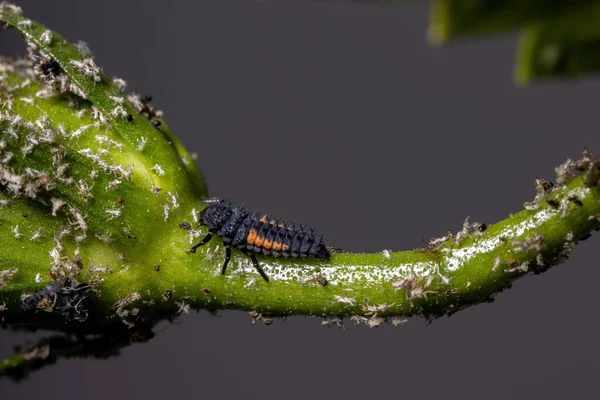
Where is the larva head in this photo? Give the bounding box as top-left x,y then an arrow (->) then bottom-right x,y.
198,201 -> 232,231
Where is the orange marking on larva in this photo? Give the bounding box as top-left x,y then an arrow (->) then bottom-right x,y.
247,229 -> 257,245
272,241 -> 282,251
263,239 -> 273,250
255,235 -> 265,247
278,223 -> 285,228
269,219 -> 276,226
259,215 -> 267,223
282,244 -> 290,252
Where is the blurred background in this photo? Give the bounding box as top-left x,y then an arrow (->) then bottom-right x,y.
1,1 -> 599,399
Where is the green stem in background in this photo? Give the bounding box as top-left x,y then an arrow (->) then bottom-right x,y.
427,0 -> 594,44
262,0 -> 600,83
0,325 -> 147,379
515,2 -> 600,84
427,0 -> 600,84
2,0 -> 600,378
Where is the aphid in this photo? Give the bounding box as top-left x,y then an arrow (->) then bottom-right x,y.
139,94 -> 163,127
40,59 -> 60,77
546,198 -> 560,209
568,195 -> 583,207
315,275 -> 328,286
75,41 -> 92,58
188,200 -> 331,283
179,221 -> 191,230
586,158 -> 600,187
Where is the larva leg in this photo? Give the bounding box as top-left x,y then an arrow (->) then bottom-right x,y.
242,250 -> 269,283
221,245 -> 232,275
187,233 -> 213,253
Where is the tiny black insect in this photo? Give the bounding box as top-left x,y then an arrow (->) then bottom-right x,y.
179,221 -> 192,230
41,59 -> 60,76
546,198 -> 560,209
315,275 -> 328,286
568,195 -> 584,207
188,200 -> 331,283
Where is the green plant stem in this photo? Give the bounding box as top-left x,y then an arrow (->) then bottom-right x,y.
1,171 -> 598,327
515,2 -> 600,84
428,0 -> 595,44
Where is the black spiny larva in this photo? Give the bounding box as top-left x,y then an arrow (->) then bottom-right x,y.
188,200 -> 331,283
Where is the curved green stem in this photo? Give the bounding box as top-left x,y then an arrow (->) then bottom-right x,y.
1,168 -> 598,329
1,2 -> 600,332
0,0 -> 598,333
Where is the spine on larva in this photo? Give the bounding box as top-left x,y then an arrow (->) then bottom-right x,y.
237,213 -> 329,260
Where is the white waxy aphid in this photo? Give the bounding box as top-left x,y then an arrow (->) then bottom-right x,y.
30,228 -> 42,241
107,179 -> 122,191
176,301 -> 190,314
492,257 -> 501,271
391,317 -> 409,327
137,137 -> 147,152
105,208 -> 121,220
152,164 -> 165,176
321,317 -> 345,329
505,262 -> 529,273
95,232 -> 114,244
77,179 -> 94,201
12,224 -> 21,239
112,77 -> 127,90
566,231 -> 574,242
70,209 -> 88,232
71,124 -> 93,140
108,95 -> 125,103
168,191 -> 179,209
90,106 -> 107,124
95,135 -> 123,150
109,104 -> 128,119
334,295 -> 357,306
40,30 -> 52,45
50,197 -> 65,216
69,58 -> 101,82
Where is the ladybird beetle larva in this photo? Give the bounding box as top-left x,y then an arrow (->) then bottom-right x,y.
188,200 -> 331,282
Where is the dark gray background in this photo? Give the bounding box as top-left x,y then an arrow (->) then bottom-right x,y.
2,1 -> 599,398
